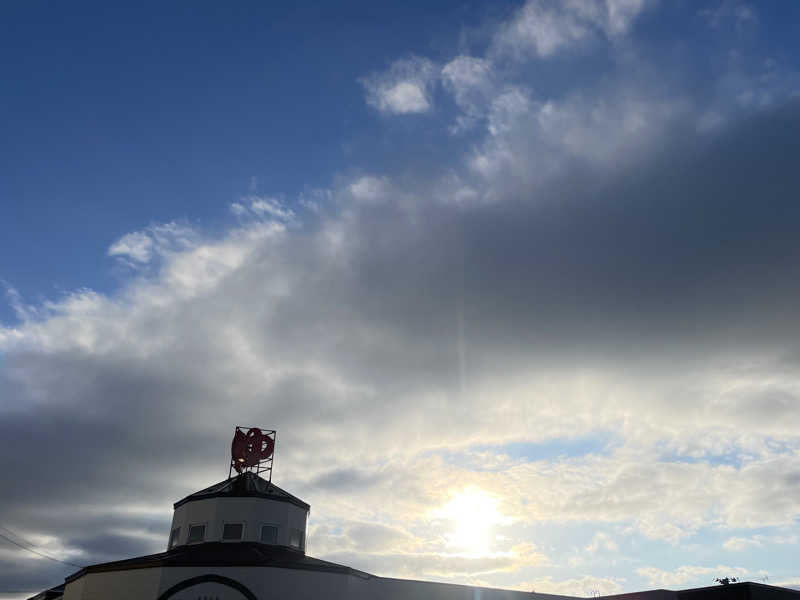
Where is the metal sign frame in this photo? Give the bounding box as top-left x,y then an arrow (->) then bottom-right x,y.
229,426 -> 276,481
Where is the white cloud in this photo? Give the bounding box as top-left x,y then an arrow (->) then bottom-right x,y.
348,175 -> 390,204
441,57 -> 493,97
383,81 -> 429,114
605,0 -> 650,35
586,532 -> 618,553
637,565 -> 750,588
441,56 -> 495,131
700,1 -> 757,29
108,231 -> 154,263
361,57 -> 437,115
722,536 -> 756,551
320,545 -> 548,580
229,202 -> 248,216
469,84 -> 688,182
492,0 -> 651,60
232,195 -> 296,223
723,534 -> 798,551
107,222 -> 198,268
522,575 -> 624,596
488,87 -> 533,137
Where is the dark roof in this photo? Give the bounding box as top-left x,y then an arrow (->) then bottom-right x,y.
600,583 -> 800,600
26,583 -> 65,600
173,472 -> 310,511
65,542 -> 370,584
677,582 -> 800,600
598,589 -> 675,600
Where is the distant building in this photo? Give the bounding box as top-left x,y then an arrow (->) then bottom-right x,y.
27,471 -> 800,599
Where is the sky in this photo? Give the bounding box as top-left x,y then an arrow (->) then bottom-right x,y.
2,0 -> 800,597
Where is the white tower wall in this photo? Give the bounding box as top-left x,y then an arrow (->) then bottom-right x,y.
168,496 -> 308,548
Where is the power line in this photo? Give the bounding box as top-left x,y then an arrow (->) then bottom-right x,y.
0,529 -> 82,568
0,526 -> 83,569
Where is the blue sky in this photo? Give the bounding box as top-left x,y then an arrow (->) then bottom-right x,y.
1,0 -> 508,318
5,0 -> 798,320
3,1 -> 800,598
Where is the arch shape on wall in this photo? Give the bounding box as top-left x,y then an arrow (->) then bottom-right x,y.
157,573 -> 259,600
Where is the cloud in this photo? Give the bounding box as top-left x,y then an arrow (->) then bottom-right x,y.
107,222 -> 198,268
361,57 -> 438,115
469,81 -> 690,183
585,532 -> 618,553
348,176 -> 390,204
344,523 -> 416,553
108,231 -> 154,263
699,1 -> 757,29
441,57 -> 493,100
636,565 -> 751,588
492,0 -> 651,60
231,195 -> 295,223
522,575 -> 624,596
321,547 -> 547,580
441,56 -> 495,131
723,534 -> 798,551
5,104 -> 800,588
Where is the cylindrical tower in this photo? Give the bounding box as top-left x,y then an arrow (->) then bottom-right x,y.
167,471 -> 310,552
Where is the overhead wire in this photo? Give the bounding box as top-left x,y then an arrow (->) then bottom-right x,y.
0,526 -> 83,568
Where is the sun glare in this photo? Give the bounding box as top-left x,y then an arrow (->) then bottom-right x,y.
435,487 -> 506,557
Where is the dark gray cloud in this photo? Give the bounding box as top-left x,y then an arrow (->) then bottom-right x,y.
308,468 -> 387,493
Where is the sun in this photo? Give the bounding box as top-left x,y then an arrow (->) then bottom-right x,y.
435,487 -> 505,557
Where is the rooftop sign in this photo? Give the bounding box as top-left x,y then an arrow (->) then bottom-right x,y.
229,426 -> 275,481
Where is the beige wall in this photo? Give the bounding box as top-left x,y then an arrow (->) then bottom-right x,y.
62,568 -> 160,600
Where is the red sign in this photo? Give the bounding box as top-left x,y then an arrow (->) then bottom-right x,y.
230,427 -> 275,474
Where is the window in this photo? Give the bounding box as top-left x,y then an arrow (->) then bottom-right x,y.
188,524 -> 205,544
261,524 -> 278,544
168,527 -> 181,549
222,523 -> 244,541
290,528 -> 304,549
